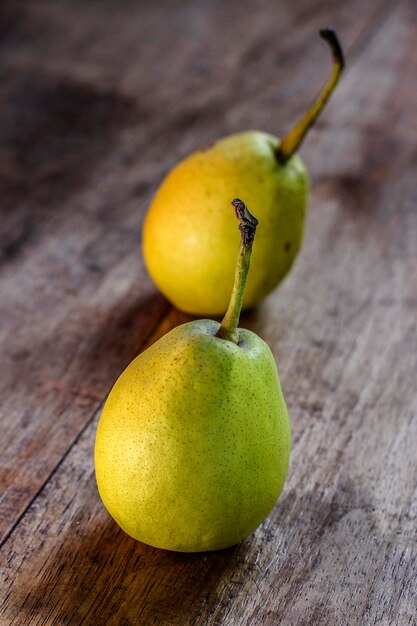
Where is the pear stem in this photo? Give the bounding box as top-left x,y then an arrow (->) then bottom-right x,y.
275,28 -> 345,164
216,199 -> 258,344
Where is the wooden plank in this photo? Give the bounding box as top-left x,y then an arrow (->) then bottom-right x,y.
0,0 -> 394,542
1,1 -> 416,624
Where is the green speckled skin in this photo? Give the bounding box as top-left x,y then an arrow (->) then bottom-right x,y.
143,131 -> 308,315
94,320 -> 291,552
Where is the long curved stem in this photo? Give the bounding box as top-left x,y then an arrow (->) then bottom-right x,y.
216,199 -> 258,344
276,28 -> 345,164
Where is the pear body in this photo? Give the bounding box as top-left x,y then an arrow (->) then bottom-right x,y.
94,320 -> 291,552
143,131 -> 308,315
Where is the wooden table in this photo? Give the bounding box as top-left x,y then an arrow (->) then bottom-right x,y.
1,1 -> 416,624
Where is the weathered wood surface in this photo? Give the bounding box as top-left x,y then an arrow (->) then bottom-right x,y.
0,0 -> 416,624
0,0 -> 395,547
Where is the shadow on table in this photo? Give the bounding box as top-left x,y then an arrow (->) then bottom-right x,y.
19,510 -> 241,624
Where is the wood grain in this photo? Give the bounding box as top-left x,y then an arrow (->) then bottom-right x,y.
1,0 -> 416,624
0,0 -> 394,544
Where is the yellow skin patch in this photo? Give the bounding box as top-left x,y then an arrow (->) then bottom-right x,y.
143,131 -> 308,315
95,320 -> 291,552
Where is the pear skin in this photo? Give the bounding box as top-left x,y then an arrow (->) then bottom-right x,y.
95,320 -> 290,552
144,131 -> 308,315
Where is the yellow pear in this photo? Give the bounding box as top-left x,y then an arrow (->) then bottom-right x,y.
143,29 -> 344,315
95,200 -> 291,551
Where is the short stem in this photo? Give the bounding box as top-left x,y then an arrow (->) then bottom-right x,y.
216,199 -> 258,344
276,28 -> 345,164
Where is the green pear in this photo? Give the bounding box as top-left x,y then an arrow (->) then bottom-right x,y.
95,199 -> 291,551
143,29 -> 344,315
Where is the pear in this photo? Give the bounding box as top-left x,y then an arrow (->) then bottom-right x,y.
143,29 -> 344,315
95,199 -> 291,552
